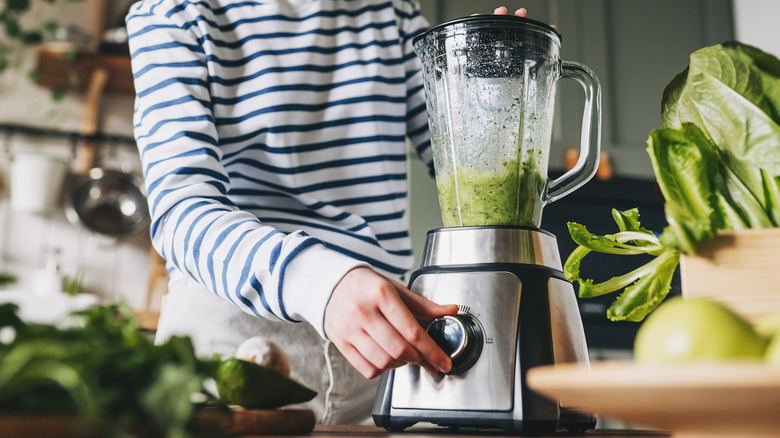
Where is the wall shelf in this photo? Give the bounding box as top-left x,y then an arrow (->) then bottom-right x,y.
0,122 -> 136,147
34,46 -> 135,96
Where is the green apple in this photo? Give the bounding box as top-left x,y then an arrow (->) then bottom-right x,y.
634,297 -> 767,364
754,312 -> 780,339
765,335 -> 780,365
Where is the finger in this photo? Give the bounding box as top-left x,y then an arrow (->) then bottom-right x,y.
335,341 -> 382,379
364,316 -> 424,364
493,6 -> 508,15
350,329 -> 407,372
394,286 -> 459,322
388,278 -> 458,317
515,8 -> 528,17
377,292 -> 453,373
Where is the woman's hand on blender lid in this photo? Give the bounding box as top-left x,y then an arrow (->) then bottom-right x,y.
471,6 -> 527,16
494,6 -> 528,16
477,6 -> 557,29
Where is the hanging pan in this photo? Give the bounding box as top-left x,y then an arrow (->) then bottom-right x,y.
64,69 -> 150,240
65,141 -> 150,239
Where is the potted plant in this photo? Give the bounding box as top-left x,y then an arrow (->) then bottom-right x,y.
563,41 -> 780,324
1,0 -> 88,97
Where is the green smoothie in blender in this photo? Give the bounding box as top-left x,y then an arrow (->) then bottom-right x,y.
437,156 -> 545,227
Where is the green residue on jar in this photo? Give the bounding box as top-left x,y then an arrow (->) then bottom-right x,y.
436,157 -> 546,227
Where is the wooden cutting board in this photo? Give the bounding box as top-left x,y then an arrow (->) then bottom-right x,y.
0,408 -> 316,437
194,407 -> 316,435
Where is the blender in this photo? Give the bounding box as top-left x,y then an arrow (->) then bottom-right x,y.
372,15 -> 601,434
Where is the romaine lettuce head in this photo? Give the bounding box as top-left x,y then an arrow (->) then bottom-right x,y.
656,42 -> 780,245
662,42 -> 780,176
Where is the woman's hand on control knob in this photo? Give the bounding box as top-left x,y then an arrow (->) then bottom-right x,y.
324,267 -> 459,379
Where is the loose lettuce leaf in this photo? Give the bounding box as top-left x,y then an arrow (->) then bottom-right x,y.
564,209 -> 678,321
606,250 -> 679,322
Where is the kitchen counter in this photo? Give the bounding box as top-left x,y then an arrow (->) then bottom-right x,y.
244,424 -> 669,438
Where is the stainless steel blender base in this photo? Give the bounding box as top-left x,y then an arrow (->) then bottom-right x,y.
372,227 -> 596,434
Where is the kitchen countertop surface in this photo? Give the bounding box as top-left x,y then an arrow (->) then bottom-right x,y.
244,424 -> 669,438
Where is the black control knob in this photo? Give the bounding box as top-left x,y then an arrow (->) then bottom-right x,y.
426,313 -> 484,374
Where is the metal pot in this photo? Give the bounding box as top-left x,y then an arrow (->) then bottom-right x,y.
65,165 -> 150,239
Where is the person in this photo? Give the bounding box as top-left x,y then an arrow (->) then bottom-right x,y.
126,1 -> 529,424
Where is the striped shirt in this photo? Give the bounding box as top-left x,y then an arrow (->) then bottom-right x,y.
126,0 -> 433,337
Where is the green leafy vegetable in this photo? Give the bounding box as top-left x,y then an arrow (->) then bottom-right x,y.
0,272 -> 17,286
0,303 -> 219,438
0,302 -> 319,437
565,42 -> 780,321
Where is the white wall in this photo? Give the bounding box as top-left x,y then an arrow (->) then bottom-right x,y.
732,0 -> 780,58
0,0 -> 150,309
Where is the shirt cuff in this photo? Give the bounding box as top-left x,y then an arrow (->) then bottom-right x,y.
281,243 -> 368,339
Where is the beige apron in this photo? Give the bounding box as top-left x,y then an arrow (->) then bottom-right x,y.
154,277 -> 378,424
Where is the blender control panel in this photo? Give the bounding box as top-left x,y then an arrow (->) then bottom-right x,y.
426,311 -> 484,374
391,271 -> 520,412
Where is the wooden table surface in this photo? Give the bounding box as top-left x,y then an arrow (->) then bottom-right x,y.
243,424 -> 670,438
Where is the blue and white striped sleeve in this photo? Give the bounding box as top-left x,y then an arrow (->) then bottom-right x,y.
396,0 -> 433,177
126,3 -> 366,338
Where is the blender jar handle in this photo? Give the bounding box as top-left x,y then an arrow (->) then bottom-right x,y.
545,60 -> 602,204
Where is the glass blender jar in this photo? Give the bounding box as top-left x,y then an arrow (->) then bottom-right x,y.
414,15 -> 601,227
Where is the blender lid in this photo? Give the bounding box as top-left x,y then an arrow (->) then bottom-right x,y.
413,14 -> 561,47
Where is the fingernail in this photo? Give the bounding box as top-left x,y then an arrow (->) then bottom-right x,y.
439,357 -> 452,373
516,8 -> 527,16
